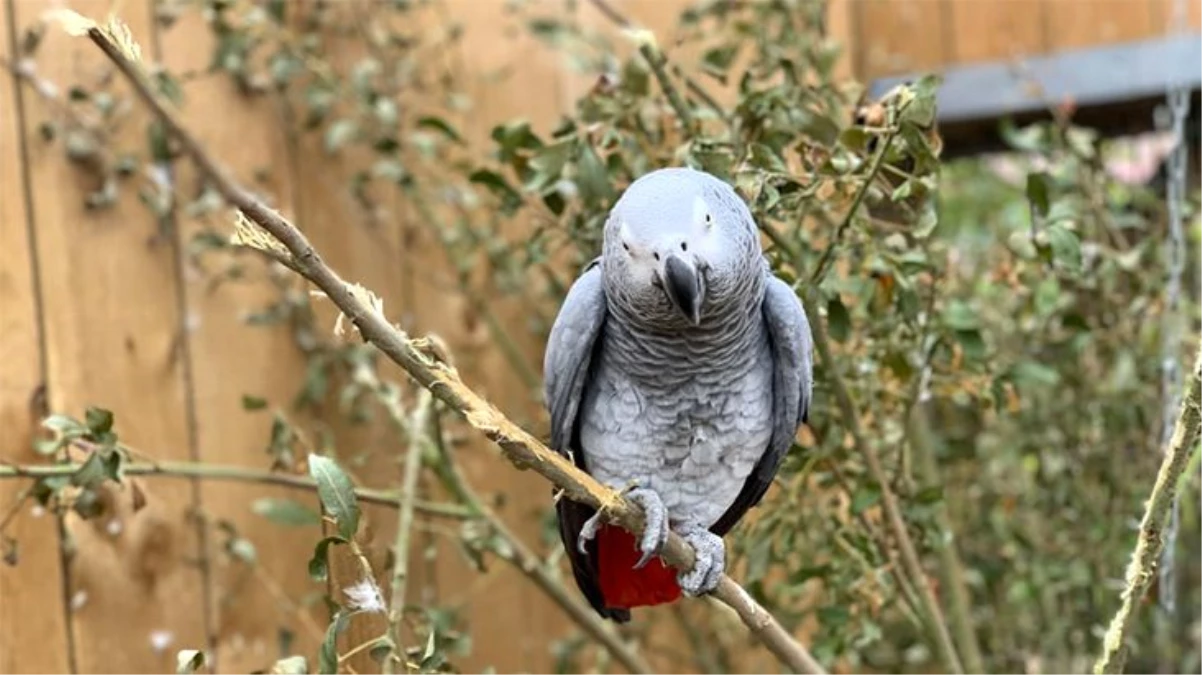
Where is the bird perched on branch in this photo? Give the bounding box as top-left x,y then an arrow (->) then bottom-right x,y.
543,167 -> 813,622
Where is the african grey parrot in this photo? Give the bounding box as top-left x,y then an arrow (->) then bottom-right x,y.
542,166 -> 814,622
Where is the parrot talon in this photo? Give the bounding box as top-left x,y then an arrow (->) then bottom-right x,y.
625,487 -> 670,569
675,523 -> 726,597
577,510 -> 606,555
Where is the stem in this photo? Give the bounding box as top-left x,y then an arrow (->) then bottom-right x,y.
907,404 -> 985,673
385,391 -> 432,674
0,459 -> 469,518
806,286 -> 965,674
807,121 -> 903,288
78,19 -> 825,674
587,0 -> 695,131
1094,344 -> 1202,674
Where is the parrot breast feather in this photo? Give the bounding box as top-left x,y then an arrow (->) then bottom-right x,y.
710,274 -> 813,535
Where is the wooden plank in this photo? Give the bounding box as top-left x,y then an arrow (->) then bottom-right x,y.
155,4 -> 325,672
852,0 -> 952,79
282,3 -> 407,671
10,0 -> 206,670
0,2 -> 72,671
1043,0 -> 1160,51
946,0 -> 1047,64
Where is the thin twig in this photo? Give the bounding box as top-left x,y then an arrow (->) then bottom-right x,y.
74,18 -> 825,674
805,286 -> 964,674
807,121 -> 904,288
0,459 -> 469,518
428,411 -> 654,675
385,391 -> 432,675
907,404 -> 985,673
587,0 -> 695,131
1094,345 -> 1202,674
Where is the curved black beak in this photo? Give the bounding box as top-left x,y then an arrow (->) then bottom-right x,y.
662,254 -> 703,325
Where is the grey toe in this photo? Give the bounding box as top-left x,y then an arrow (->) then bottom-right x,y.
626,488 -> 669,569
676,524 -> 725,597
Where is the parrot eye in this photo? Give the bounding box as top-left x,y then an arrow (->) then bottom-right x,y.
622,242 -> 630,253
704,213 -> 712,226
680,242 -> 688,251
653,252 -> 660,261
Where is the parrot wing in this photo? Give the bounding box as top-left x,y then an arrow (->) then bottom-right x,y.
543,259 -> 630,621
711,274 -> 813,536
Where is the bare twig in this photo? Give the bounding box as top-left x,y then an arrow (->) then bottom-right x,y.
1095,345 -> 1202,674
428,411 -> 653,674
907,404 -> 985,673
0,459 -> 469,518
385,391 -> 432,674
73,16 -> 825,675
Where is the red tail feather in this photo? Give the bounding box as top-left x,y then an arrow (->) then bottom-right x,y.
596,524 -> 681,609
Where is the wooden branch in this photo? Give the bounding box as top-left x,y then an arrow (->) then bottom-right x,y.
0,458 -> 469,518
385,391 -> 432,674
71,15 -> 827,675
1094,344 -> 1202,674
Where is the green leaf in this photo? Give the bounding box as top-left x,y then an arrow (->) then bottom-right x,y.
176,650 -> 206,674
416,116 -> 463,144
308,454 -> 360,540
469,169 -> 522,216
955,329 -> 987,361
309,535 -> 347,582
42,414 -> 86,437
253,498 -> 321,527
71,449 -> 121,490
826,296 -> 851,343
701,44 -> 739,79
1026,171 -> 1052,217
84,407 -> 114,435
241,395 -> 268,411
851,485 -> 881,515
942,300 -> 978,331
914,485 -> 944,504
1046,224 -> 1082,273
318,610 -> 352,675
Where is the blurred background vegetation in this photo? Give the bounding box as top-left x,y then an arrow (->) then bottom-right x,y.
0,1 -> 1198,674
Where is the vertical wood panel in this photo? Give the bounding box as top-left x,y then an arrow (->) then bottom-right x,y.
10,0 -> 206,671
1043,0 -> 1159,51
946,0 -> 1047,63
157,5 -> 324,672
0,1 -> 72,671
853,0 -> 952,78
284,2 -> 404,671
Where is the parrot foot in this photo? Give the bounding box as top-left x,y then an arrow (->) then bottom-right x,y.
625,488 -> 670,569
574,487 -> 670,567
674,522 -> 725,597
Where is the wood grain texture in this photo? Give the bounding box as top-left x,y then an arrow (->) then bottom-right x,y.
0,1 -> 72,671
156,5 -> 324,672
10,0 -> 206,670
946,0 -> 1047,64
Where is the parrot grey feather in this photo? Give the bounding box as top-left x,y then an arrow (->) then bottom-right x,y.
541,257 -> 631,621
543,258 -> 606,453
710,274 -> 813,536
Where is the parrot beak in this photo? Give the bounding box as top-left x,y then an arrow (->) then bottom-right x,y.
662,253 -> 703,325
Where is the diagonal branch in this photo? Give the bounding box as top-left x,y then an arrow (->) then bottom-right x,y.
70,15 -> 826,675
1094,344 -> 1202,674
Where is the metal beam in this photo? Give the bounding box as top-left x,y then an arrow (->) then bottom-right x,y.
867,33 -> 1201,158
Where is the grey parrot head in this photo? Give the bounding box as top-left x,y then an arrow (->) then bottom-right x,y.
601,167 -> 763,329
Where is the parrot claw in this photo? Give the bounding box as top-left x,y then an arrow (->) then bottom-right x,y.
675,523 -> 725,597
625,488 -> 670,569
577,509 -> 606,555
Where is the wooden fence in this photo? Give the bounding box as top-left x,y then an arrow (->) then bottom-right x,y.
0,1 -> 1192,673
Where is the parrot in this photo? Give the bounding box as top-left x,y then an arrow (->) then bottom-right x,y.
542,166 -> 814,622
